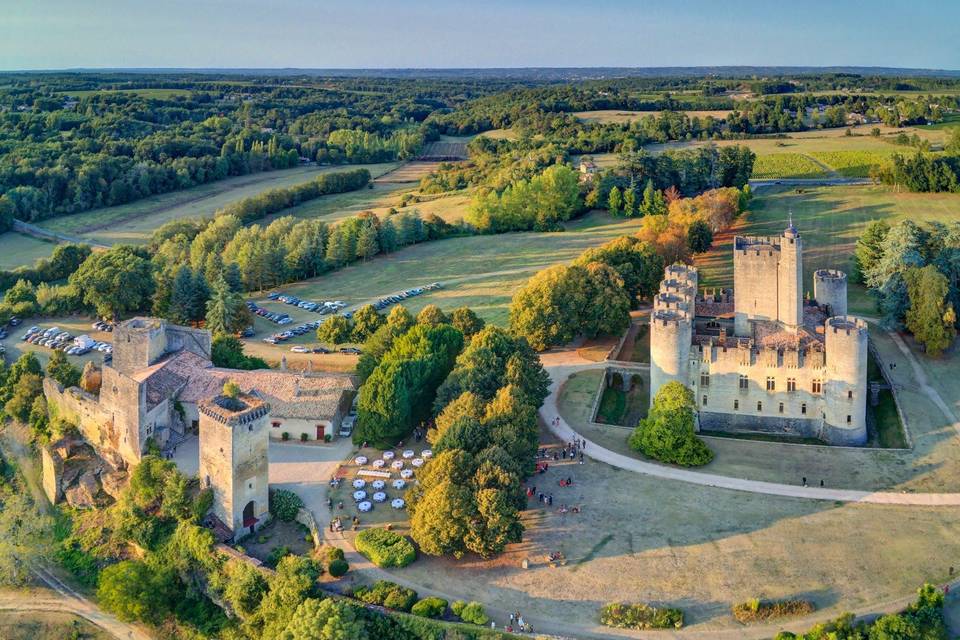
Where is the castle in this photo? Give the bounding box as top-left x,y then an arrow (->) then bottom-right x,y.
649,222 -> 869,445
43,317 -> 357,539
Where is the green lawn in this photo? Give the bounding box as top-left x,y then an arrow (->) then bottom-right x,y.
39,162 -> 399,245
0,232 -> 57,270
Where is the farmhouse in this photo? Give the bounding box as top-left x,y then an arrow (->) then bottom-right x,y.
650,222 -> 869,445
44,317 -> 357,467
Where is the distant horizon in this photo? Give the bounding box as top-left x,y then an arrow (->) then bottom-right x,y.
4,1 -> 958,71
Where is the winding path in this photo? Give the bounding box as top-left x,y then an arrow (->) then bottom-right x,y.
537,341 -> 960,506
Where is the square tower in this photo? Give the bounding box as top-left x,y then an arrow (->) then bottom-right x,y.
198,391 -> 271,540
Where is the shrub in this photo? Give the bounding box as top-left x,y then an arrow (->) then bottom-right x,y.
599,602 -> 684,630
269,488 -> 304,522
732,598 -> 815,624
300,433 -> 308,442
411,596 -> 447,619
282,432 -> 290,441
456,601 -> 489,626
355,528 -> 417,568
354,580 -> 417,612
265,545 -> 291,568
324,433 -> 332,443
328,558 -> 349,577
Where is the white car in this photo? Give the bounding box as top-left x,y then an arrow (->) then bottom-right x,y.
290,345 -> 309,353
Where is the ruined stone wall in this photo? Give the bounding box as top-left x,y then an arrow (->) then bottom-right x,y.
43,378 -> 127,465
100,366 -> 145,464
165,325 -> 212,361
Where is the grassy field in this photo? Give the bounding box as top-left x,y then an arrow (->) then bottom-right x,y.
0,232 -> 57,269
809,150 -> 896,177
39,162 -> 399,245
695,184 -> 960,298
574,109 -> 735,124
0,608 -> 110,640
477,128 -> 518,140
370,419 -> 960,634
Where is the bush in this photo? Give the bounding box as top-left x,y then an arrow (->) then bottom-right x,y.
265,545 -> 291,568
599,602 -> 684,630
354,580 -> 417,612
269,488 -> 304,522
411,596 -> 447,619
324,433 -> 332,442
732,598 -> 815,624
355,528 -> 417,568
300,433 -> 308,442
454,601 -> 489,626
628,382 -> 713,467
282,432 -> 290,441
328,558 -> 349,577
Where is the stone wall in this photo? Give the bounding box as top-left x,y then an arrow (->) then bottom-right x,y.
699,410 -> 823,439
295,507 -> 323,547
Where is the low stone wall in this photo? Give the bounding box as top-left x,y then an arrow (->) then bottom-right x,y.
295,507 -> 323,547
699,410 -> 867,446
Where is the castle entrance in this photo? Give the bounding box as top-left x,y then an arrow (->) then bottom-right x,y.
242,500 -> 257,534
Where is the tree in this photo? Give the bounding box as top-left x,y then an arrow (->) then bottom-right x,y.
607,186 -> 623,215
317,315 -> 351,345
853,220 -> 890,284
205,276 -> 250,336
97,560 -> 172,624
508,264 -> 587,351
0,492 -> 52,586
223,559 -> 268,619
629,382 -> 713,466
687,219 -> 714,254
70,245 -> 154,320
5,373 -> 43,423
905,265 -> 956,356
574,236 -> 664,306
351,304 -> 384,343
433,415 -> 489,455
622,187 -> 636,217
449,306 -> 485,339
355,220 -> 380,261
416,304 -> 447,326
579,262 -> 631,339
281,598 -> 367,640
47,349 -> 81,388
257,556 -> 321,640
386,305 -> 414,333
168,266 -> 196,325
211,334 -> 268,370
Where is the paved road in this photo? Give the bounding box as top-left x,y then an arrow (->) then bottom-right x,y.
538,346 -> 960,506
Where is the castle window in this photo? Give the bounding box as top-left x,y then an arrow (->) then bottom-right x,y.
734,399 -> 739,410
847,415 -> 852,424
812,379 -> 822,394
801,403 -> 807,415
248,424 -> 253,432
757,401 -> 762,412
702,395 -> 708,407
847,390 -> 853,400
739,375 -> 748,390
766,377 -> 776,391
787,378 -> 796,392
700,373 -> 710,387
272,421 -> 281,428
779,402 -> 785,413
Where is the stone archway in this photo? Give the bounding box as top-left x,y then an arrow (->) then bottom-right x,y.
242,500 -> 256,534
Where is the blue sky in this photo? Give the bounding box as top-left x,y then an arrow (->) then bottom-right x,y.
2,0 -> 957,70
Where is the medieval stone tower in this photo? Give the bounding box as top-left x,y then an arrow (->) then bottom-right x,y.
814,269 -> 848,318
822,316 -> 868,445
733,222 -> 803,335
198,391 -> 271,540
649,264 -> 697,403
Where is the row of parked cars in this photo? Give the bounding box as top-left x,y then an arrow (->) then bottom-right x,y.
262,319 -> 322,344
23,326 -> 113,357
372,282 -> 442,311
267,292 -> 348,315
247,301 -> 293,325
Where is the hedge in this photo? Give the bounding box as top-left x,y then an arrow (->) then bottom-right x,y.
354,580 -> 418,612
411,596 -> 448,619
328,558 -> 349,577
269,488 -> 304,522
599,602 -> 684,630
452,600 -> 490,626
355,527 -> 417,568
732,598 -> 815,624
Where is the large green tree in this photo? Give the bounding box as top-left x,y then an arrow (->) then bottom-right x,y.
205,276 -> 250,335
70,245 -> 155,320
281,598 -> 367,640
905,265 -> 956,356
0,492 -> 52,586
628,382 -> 713,467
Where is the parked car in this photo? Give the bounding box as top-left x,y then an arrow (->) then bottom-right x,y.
8,317 -> 21,326
312,346 -> 331,354
339,347 -> 361,355
290,345 -> 309,353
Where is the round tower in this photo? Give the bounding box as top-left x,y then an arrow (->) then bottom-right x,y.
649,308 -> 692,407
813,269 -> 848,318
822,316 -> 868,445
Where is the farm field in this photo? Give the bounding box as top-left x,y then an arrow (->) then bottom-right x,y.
573,109 -> 735,123
809,150 -> 897,177
374,161 -> 443,183
694,184 -> 960,295
372,420 -> 960,634
477,127 -> 518,140
38,162 -> 399,245
752,152 -> 828,179
0,232 -> 57,269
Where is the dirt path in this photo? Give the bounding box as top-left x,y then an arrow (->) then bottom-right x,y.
539,348 -> 960,505
801,152 -> 840,178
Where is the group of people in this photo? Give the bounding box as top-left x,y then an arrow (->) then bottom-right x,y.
538,435 -> 587,465
506,611 -> 533,634
328,515 -> 360,533
530,487 -> 554,506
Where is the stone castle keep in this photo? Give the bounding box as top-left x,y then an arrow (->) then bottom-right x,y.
44,317 -> 357,539
650,222 -> 869,445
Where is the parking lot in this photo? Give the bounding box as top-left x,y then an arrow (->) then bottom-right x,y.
0,316 -> 116,368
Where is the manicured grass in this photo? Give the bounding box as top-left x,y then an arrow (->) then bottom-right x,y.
628,323 -> 650,363
695,184 -> 960,289
0,232 -> 57,269
595,387 -> 627,424
871,389 -> 907,449
39,162 -> 399,245
752,153 -> 827,179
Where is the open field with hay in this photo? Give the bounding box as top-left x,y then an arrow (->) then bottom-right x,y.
573,109 -> 735,123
